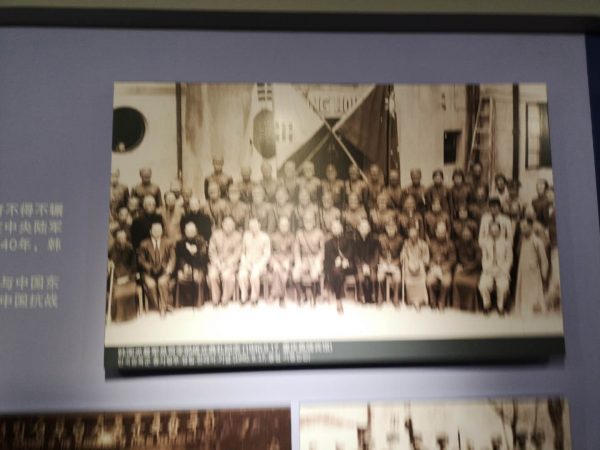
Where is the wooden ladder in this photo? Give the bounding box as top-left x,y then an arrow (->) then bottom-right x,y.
467,96 -> 495,190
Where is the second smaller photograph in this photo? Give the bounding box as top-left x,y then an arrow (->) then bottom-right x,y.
300,397 -> 570,450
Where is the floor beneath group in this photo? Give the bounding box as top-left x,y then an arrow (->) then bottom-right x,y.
104,298 -> 564,347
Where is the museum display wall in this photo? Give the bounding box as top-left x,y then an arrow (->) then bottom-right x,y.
0,29 -> 598,449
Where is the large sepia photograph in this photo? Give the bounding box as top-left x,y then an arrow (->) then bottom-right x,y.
300,398 -> 570,450
0,407 -> 290,450
105,82 -> 564,369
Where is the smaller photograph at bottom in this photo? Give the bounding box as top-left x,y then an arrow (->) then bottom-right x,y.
300,397 -> 569,450
0,407 -> 290,450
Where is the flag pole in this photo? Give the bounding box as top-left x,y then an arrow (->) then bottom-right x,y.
293,86 -> 369,182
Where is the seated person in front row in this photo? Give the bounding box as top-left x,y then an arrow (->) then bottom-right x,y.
293,213 -> 325,305
208,217 -> 242,306
269,216 -> 295,305
138,221 -> 176,316
426,221 -> 456,310
175,222 -> 209,307
377,220 -> 403,306
479,221 -> 513,313
400,223 -> 430,309
354,219 -> 379,304
239,218 -> 271,304
452,226 -> 482,312
324,219 -> 354,313
108,228 -> 137,322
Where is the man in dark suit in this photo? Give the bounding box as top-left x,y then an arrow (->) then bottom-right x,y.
131,195 -> 164,250
175,222 -> 209,307
138,221 -> 175,315
180,196 -> 212,243
324,219 -> 354,313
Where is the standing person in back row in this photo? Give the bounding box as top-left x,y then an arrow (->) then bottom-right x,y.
204,155 -> 233,199
132,167 -> 163,208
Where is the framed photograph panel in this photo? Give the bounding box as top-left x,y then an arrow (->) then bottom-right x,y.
104,82 -> 564,371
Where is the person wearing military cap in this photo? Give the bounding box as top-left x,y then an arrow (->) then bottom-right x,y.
386,169 -> 403,210
224,183 -> 249,232
298,160 -> 321,204
203,181 -> 229,229
249,185 -> 276,234
269,216 -> 295,305
321,163 -> 345,209
259,161 -> 279,204
344,164 -> 368,207
204,155 -> 233,200
132,167 -> 163,207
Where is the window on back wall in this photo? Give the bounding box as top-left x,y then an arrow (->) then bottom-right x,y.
443,130 -> 461,165
526,102 -> 552,169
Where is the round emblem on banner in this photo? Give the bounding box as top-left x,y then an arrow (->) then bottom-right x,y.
253,109 -> 276,159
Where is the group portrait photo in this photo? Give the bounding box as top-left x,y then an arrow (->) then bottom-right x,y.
104,81 -> 564,365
